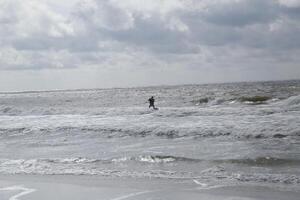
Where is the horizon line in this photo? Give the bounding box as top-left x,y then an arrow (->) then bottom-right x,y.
0,78 -> 299,94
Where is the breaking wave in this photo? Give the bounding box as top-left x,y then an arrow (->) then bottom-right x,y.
280,95 -> 300,108
1,156 -> 300,185
238,96 -> 272,104
0,125 -> 298,139
192,95 -> 277,106
1,155 -> 300,170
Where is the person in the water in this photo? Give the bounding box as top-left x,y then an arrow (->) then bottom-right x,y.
148,96 -> 156,109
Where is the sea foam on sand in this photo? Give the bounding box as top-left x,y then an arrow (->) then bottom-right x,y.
0,185 -> 35,200
1,174 -> 300,200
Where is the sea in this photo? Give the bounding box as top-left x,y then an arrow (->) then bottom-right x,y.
0,80 -> 300,191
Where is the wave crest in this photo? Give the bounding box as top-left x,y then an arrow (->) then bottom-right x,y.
1,157 -> 300,186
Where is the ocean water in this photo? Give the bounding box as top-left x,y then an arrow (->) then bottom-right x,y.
0,80 -> 300,190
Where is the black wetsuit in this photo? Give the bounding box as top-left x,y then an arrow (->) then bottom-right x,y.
148,97 -> 155,109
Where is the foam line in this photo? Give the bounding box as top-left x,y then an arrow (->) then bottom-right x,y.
193,179 -> 208,187
110,191 -> 151,200
0,185 -> 36,200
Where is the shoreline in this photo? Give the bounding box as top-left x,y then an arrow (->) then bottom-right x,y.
1,174 -> 299,200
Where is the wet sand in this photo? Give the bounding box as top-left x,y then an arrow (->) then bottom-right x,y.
1,175 -> 299,200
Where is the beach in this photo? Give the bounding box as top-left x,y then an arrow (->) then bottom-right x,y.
1,174 -> 300,200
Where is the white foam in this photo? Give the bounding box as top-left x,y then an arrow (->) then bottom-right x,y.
138,155 -> 176,163
192,180 -> 230,191
0,185 -> 36,200
110,191 -> 151,200
193,179 -> 208,187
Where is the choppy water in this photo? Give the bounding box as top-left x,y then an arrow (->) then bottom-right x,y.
0,80 -> 300,190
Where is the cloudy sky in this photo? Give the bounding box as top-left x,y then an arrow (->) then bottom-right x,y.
0,0 -> 300,91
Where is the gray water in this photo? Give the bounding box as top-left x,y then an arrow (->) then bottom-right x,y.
0,80 -> 300,190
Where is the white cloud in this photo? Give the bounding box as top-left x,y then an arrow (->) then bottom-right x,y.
1,0 -> 75,38
76,0 -> 135,31
278,0 -> 300,8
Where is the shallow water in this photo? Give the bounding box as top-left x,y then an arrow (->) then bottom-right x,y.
0,80 -> 300,191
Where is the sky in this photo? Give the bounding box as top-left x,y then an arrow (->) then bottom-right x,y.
0,0 -> 300,91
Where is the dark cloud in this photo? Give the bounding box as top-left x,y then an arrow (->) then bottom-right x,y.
0,0 -> 299,87
280,5 -> 300,19
202,0 -> 278,27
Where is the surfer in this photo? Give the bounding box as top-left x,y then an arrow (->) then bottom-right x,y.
148,96 -> 156,109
